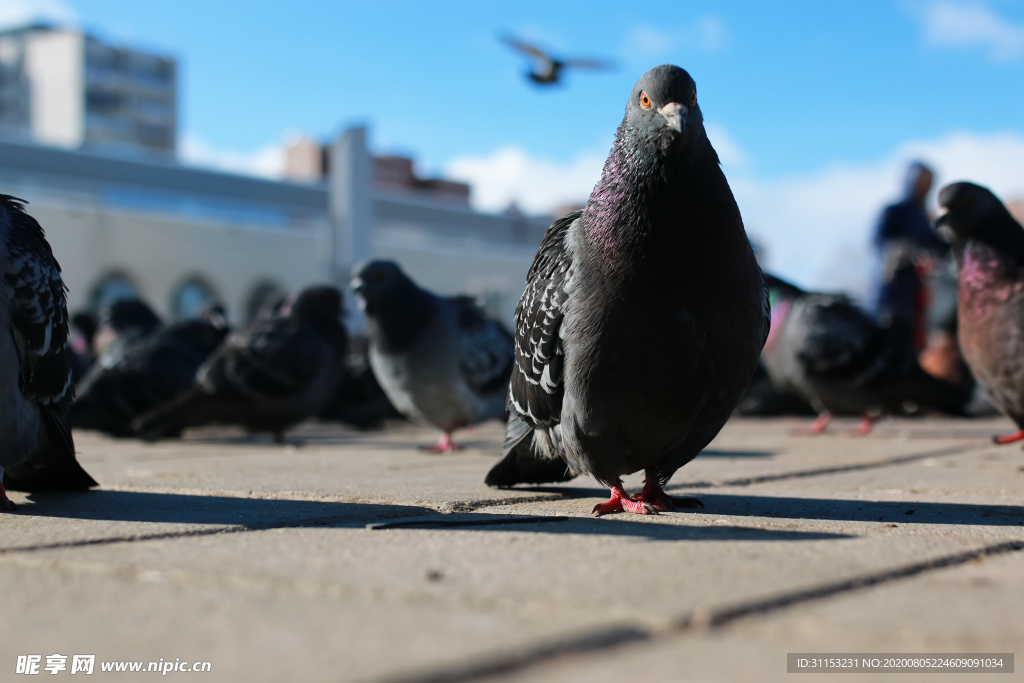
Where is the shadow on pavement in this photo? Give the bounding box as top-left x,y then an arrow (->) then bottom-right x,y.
18,490 -> 435,528
667,493 -> 1024,527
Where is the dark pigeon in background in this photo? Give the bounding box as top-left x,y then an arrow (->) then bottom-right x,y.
133,286 -> 347,443
487,65 -> 769,515
352,260 -> 513,452
936,181 -> 1024,444
501,34 -> 612,86
72,315 -> 231,437
0,195 -> 98,508
92,297 -> 163,369
760,274 -> 969,434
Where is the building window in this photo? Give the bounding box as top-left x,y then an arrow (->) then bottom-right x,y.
173,278 -> 220,320
90,274 -> 139,312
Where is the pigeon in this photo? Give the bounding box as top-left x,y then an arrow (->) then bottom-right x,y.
0,195 -> 98,508
352,260 -> 514,452
501,34 -> 612,86
486,65 -> 769,514
72,315 -> 231,436
936,181 -> 1024,444
133,286 -> 347,442
68,311 -> 97,384
760,274 -> 969,434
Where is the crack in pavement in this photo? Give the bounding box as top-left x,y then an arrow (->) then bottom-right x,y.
377,538 -> 1024,683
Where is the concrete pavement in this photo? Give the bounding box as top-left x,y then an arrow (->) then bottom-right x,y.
0,416 -> 1021,682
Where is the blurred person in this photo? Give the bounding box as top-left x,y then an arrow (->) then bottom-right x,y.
871,161 -> 948,349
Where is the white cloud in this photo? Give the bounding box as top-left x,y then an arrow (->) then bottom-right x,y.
179,133 -> 285,179
734,130 -> 1024,298
626,15 -> 729,58
920,1 -> 1024,61
445,146 -> 606,215
0,0 -> 76,29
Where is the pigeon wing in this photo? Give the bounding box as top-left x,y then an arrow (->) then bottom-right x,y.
1,195 -> 73,407
508,210 -> 579,427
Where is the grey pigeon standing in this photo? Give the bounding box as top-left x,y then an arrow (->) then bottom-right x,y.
73,315 -> 230,436
760,274 -> 968,434
501,34 -> 612,86
133,286 -> 347,442
0,195 -> 98,509
352,260 -> 514,452
936,182 -> 1024,444
487,65 -> 769,515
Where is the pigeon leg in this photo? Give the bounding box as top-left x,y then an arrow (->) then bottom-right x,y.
0,468 -> 17,512
630,475 -> 704,512
592,483 -> 657,516
421,432 -> 463,453
798,411 -> 832,435
848,413 -> 876,436
992,429 -> 1024,445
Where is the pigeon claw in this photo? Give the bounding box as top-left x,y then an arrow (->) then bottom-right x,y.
796,412 -> 832,436
631,477 -> 703,512
992,429 -> 1024,445
592,485 -> 656,516
421,433 -> 463,453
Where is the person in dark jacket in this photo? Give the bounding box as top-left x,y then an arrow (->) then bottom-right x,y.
871,161 -> 948,349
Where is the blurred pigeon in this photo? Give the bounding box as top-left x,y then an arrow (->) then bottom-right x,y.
352,260 -> 513,452
486,65 -> 769,514
93,298 -> 163,369
760,274 -> 969,434
73,316 -> 231,436
501,34 -> 612,86
0,195 -> 98,508
936,181 -> 1024,444
319,334 -> 404,430
735,363 -> 816,417
133,286 -> 347,442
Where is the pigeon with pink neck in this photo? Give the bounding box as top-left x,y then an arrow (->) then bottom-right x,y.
488,65 -> 769,514
937,181 -> 1024,445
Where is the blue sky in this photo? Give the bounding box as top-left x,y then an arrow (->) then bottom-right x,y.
4,0 -> 1024,291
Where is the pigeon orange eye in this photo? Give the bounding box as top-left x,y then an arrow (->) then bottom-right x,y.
690,93 -> 697,106
639,92 -> 652,109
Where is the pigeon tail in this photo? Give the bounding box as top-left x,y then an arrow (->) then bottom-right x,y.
132,387 -> 216,440
880,367 -> 971,417
485,413 -> 573,487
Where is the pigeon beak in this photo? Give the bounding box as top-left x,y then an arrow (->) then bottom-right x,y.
658,102 -> 686,133
351,278 -> 365,297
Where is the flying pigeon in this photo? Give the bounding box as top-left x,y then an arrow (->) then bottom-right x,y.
133,286 -> 347,442
760,274 -> 969,434
352,260 -> 514,452
72,315 -> 230,436
936,181 -> 1024,444
486,65 -> 769,514
0,195 -> 98,508
501,34 -> 612,86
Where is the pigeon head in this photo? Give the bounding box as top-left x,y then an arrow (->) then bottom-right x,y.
292,285 -> 344,320
936,182 -> 1016,244
622,65 -> 702,151
351,260 -> 420,316
100,298 -> 162,334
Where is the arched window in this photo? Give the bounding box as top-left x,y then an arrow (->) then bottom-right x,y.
90,273 -> 139,312
172,278 -> 221,320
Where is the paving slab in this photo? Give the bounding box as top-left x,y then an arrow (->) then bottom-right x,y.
0,417 -> 1020,682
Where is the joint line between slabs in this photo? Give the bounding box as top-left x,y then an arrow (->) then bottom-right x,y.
381,538 -> 1024,683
